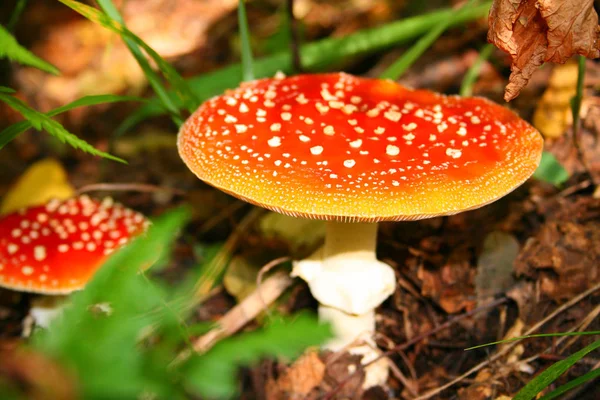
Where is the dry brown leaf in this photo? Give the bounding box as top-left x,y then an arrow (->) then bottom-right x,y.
488,0 -> 600,101
265,351 -> 326,400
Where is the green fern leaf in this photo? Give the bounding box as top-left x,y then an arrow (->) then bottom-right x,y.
0,25 -> 59,74
0,91 -> 125,163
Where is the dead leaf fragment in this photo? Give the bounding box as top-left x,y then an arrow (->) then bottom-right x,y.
476,231 -> 519,304
266,351 -> 325,400
488,0 -> 600,101
514,197 -> 600,300
533,62 -> 579,138
0,347 -> 78,400
0,159 -> 75,215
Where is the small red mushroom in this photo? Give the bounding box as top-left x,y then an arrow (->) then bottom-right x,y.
177,72 -> 543,387
0,195 -> 149,295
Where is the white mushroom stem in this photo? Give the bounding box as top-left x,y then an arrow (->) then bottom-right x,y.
292,221 -> 396,387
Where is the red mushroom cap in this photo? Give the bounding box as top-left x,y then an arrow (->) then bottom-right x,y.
178,73 -> 543,222
0,195 -> 149,294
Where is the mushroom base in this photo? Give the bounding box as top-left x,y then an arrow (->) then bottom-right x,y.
319,306 -> 390,388
292,221 -> 396,387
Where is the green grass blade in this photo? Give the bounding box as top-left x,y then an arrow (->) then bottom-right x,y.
460,43 -> 494,96
0,94 -> 143,148
60,0 -> 197,120
533,151 -> 570,187
0,86 -> 16,93
513,339 -> 600,400
7,0 -> 29,32
238,0 -> 255,81
119,2 -> 491,132
0,25 -> 59,74
539,367 -> 600,400
95,0 -> 199,113
380,0 -> 479,80
570,55 -> 586,135
0,92 -> 125,162
465,331 -> 600,351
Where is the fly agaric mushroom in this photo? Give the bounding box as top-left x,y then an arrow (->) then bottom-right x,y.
177,72 -> 543,387
0,195 -> 149,326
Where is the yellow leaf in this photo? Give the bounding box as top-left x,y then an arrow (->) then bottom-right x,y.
533,62 -> 579,139
0,159 -> 75,215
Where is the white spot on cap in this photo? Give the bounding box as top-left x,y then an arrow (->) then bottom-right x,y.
281,112 -> 292,121
324,125 -> 335,135
235,124 -> 248,134
58,244 -> 69,253
349,139 -> 362,148
225,115 -> 237,123
446,148 -> 462,159
299,135 -> 310,142
8,244 -> 18,255
268,136 -> 282,147
344,159 -> 356,168
22,266 -> 34,276
386,145 -> 400,156
310,146 -> 324,155
270,123 -> 282,132
34,246 -> 47,261
384,110 -> 402,122
457,127 -> 467,136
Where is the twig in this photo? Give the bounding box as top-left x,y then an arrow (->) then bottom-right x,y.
171,270 -> 293,365
413,282 -> 600,400
256,256 -> 291,315
75,183 -> 184,196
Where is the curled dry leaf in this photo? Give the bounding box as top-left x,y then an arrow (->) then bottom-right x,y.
488,0 -> 600,101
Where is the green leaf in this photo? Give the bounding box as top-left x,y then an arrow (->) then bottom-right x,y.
0,91 -> 125,162
238,0 -> 255,81
119,2 -> 492,132
539,366 -> 600,400
513,339 -> 600,400
380,0 -> 482,80
0,24 -> 59,74
533,151 -> 570,187
184,313 -> 331,398
0,86 -> 16,93
0,94 -> 144,149
7,0 -> 29,32
34,208 -> 191,399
